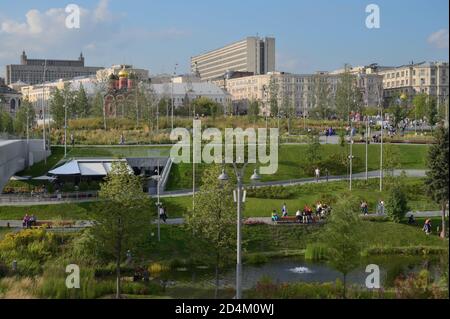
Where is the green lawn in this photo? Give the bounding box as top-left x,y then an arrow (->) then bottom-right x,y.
0,178 -> 439,220
166,144 -> 429,190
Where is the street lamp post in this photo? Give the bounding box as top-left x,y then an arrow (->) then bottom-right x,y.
219,165 -> 260,299
378,87 -> 384,192
152,160 -> 161,242
171,63 -> 178,131
64,92 -> 68,158
41,60 -> 47,162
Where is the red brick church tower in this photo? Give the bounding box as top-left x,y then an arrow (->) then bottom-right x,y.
104,68 -> 135,117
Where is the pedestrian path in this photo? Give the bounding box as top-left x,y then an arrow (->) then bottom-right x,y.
0,211 -> 444,229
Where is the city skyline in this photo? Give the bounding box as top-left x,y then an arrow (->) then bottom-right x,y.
0,0 -> 448,78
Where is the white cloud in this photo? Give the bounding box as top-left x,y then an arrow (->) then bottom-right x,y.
427,29 -> 449,49
94,0 -> 112,22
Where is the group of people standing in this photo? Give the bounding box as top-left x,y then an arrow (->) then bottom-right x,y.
22,214 -> 37,228
271,202 -> 329,224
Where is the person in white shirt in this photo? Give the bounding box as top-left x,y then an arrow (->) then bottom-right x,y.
296,210 -> 302,223
315,168 -> 320,182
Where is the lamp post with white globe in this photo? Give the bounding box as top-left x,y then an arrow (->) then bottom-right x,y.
219,164 -> 261,299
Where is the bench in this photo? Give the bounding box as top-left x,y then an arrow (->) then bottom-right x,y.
30,220 -> 75,229
276,216 -> 300,224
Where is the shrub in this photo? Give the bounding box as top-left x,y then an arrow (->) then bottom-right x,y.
305,244 -> 328,261
245,254 -> 269,265
386,187 -> 410,223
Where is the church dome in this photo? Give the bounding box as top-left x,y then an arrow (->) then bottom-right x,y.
118,69 -> 129,78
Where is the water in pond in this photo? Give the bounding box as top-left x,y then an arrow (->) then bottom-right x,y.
157,255 -> 446,298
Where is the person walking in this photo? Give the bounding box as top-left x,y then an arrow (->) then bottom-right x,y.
282,203 -> 288,217
70,133 -> 75,148
315,168 -> 320,182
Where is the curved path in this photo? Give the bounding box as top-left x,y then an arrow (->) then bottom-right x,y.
0,169 -> 427,205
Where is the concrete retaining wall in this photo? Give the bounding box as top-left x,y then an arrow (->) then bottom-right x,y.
0,139 -> 50,191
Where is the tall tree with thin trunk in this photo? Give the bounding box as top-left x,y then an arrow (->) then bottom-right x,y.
185,165 -> 236,299
323,197 -> 363,298
425,125 -> 449,239
91,161 -> 152,299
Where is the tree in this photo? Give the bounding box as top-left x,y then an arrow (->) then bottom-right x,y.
13,98 -> 35,136
268,76 -> 279,117
304,131 -> 322,172
386,186 -> 410,223
49,88 -> 65,128
335,69 -> 359,122
389,97 -> 408,132
425,126 -> 449,239
185,165 -> 236,298
247,99 -> 260,123
383,144 -> 401,178
412,93 -> 427,122
427,96 -> 438,129
323,197 -> 363,298
311,74 -> 332,120
0,110 -> 13,134
90,161 -> 152,299
191,97 -> 222,119
74,84 -> 90,118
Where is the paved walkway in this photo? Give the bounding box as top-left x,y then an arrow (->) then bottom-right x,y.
0,169 -> 428,205
0,211 -> 445,229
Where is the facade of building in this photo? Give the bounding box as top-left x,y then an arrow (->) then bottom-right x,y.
5,51 -> 103,85
97,64 -> 149,82
330,64 -> 384,107
222,72 -> 341,116
378,62 -> 449,107
191,36 -> 275,81
151,82 -> 232,108
0,85 -> 22,116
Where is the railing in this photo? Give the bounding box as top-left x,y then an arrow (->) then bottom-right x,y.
0,191 -> 99,203
159,157 -> 173,191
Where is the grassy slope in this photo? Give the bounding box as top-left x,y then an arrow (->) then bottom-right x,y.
0,178 -> 439,220
166,144 -> 429,190
139,221 -> 447,263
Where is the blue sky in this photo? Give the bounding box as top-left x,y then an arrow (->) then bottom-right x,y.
0,0 -> 448,77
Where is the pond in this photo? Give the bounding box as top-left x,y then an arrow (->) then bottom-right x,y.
156,255 -> 447,299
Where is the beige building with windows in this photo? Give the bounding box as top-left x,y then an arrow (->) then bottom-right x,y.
379,61 -> 449,107
191,36 -> 275,81
221,72 -> 339,116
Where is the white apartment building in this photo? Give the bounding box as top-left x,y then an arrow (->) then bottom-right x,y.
191,36 -> 275,81
379,62 -> 449,107
151,82 -> 232,108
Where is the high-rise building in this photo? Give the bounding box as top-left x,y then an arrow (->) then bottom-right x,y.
5,51 -> 103,85
191,36 -> 275,81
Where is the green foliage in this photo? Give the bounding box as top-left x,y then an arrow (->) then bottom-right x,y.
0,109 -> 13,133
90,161 -> 153,297
269,76 -> 279,116
13,98 -> 35,136
191,97 -> 222,119
185,165 -> 236,266
305,243 -> 328,261
0,229 -> 62,275
385,186 -> 410,223
246,185 -> 295,199
247,100 -> 260,123
425,126 -> 449,238
323,196 -> 363,298
335,69 -> 361,121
